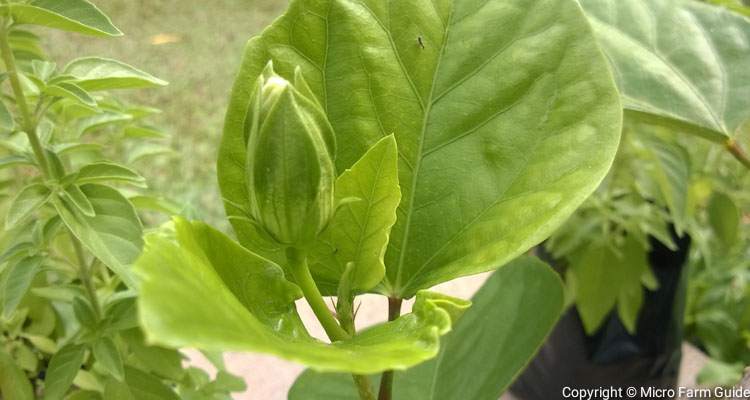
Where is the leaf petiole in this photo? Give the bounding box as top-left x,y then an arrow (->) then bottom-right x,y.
286,247 -> 375,400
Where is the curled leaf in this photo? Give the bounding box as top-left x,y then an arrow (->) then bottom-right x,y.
135,218 -> 469,373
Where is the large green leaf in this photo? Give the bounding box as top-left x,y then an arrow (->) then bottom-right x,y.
580,0 -> 750,142
289,256 -> 564,399
135,218 -> 470,374
1,0 -> 121,37
219,0 -> 622,298
53,184 -> 143,288
64,57 -> 168,91
310,135 -> 401,293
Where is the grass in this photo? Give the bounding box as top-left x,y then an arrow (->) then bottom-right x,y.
45,0 -> 286,225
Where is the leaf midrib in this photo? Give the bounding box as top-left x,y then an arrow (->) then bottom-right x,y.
346,146 -> 388,287
391,2 -> 455,295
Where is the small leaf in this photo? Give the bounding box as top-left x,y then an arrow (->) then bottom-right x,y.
0,242 -> 34,264
64,57 -> 167,91
697,359 -> 743,387
123,366 -> 179,400
73,296 -> 98,329
15,342 -> 38,371
126,143 -> 173,163
53,184 -> 143,288
1,0 -> 121,37
54,143 -> 102,157
571,237 -> 649,334
103,377 -> 134,400
32,285 -> 85,302
122,125 -> 168,139
45,82 -> 96,107
0,350 -> 34,400
203,371 -> 247,394
6,183 -> 51,229
0,100 -> 14,131
641,135 -> 691,235
31,60 -> 56,81
43,344 -> 86,400
66,390 -> 102,400
103,297 -> 138,332
617,277 -> 644,334
2,256 -> 44,318
62,185 -> 96,217
122,330 -> 184,381
76,162 -> 146,187
135,218 -> 470,374
8,29 -> 45,60
128,195 -> 183,215
310,135 -> 401,293
708,191 -> 740,247
92,337 -> 124,381
23,334 -> 57,354
290,256 -> 564,400
72,370 -> 102,392
0,155 -> 33,169
76,111 -> 133,135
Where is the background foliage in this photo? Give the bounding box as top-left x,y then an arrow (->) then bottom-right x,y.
45,0 -> 287,227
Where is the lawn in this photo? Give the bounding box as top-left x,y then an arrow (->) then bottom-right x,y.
46,0 -> 286,225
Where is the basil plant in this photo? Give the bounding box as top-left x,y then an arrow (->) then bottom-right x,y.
134,0 -> 623,398
0,1 -> 243,399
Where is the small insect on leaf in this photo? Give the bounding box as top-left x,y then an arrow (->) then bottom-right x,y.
417,35 -> 425,49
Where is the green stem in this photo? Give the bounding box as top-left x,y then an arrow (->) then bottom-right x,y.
0,19 -> 51,178
377,297 -> 403,400
726,138 -> 750,170
0,17 -> 101,322
286,247 -> 348,341
286,248 -> 375,400
353,375 -> 376,400
70,235 -> 101,320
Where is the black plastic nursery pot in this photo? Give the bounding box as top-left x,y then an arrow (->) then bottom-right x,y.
511,233 -> 692,400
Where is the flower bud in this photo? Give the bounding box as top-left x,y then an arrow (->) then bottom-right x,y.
244,62 -> 336,247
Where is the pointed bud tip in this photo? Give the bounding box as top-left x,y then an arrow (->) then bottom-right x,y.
265,75 -> 289,89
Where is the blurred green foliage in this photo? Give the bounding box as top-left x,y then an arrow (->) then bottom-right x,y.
46,0 -> 287,226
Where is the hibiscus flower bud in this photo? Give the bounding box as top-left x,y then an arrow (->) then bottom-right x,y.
244,62 -> 336,248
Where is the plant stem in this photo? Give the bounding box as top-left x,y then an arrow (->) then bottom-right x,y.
0,19 -> 51,178
285,248 -> 375,400
70,235 -> 102,319
377,297 -> 403,400
286,247 -> 348,341
1,17 -> 102,322
726,138 -> 750,170
353,374 -> 376,400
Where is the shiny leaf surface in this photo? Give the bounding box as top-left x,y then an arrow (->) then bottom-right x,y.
219,0 -> 622,297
